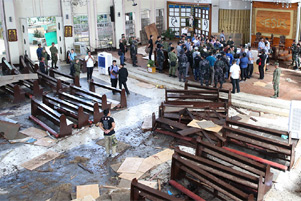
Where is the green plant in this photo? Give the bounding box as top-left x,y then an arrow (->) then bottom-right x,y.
33,29 -> 43,38
147,60 -> 155,67
161,29 -> 176,40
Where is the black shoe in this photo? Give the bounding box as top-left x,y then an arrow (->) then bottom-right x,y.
123,63 -> 126,66
169,74 -> 172,77
127,92 -> 130,95
173,75 -> 177,78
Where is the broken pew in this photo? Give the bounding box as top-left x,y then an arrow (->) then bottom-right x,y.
130,178 -> 184,201
2,57 -> 19,75
19,79 -> 43,98
37,71 -> 64,93
29,98 -> 73,138
19,56 -> 31,73
222,118 -> 295,171
70,85 -> 111,110
58,91 -> 103,124
0,84 -> 26,104
171,152 -> 255,201
43,94 -> 90,128
89,79 -> 127,108
24,55 -> 39,73
49,68 -> 80,87
184,81 -> 232,106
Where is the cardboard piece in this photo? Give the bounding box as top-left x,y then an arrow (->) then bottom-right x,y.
76,184 -> 100,199
188,119 -> 222,133
141,115 -> 153,131
152,149 -> 174,163
21,151 -> 60,171
19,127 -> 47,139
117,157 -> 144,174
34,137 -> 56,147
144,23 -> 159,48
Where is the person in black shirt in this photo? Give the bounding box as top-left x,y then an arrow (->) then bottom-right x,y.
39,57 -> 48,74
119,39 -> 125,65
148,35 -> 153,60
98,109 -> 117,157
118,64 -> 130,95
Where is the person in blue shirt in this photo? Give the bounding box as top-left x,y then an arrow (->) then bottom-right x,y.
206,52 -> 217,86
36,44 -> 43,61
68,49 -> 77,62
240,52 -> 249,81
192,33 -> 197,42
258,38 -> 265,51
226,49 -> 234,65
109,60 -> 119,94
220,30 -> 225,41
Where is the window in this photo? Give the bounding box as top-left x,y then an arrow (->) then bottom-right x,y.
125,12 -> 135,39
97,14 -> 113,49
73,15 -> 89,45
156,9 -> 164,32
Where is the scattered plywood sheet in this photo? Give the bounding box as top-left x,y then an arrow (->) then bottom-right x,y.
136,82 -> 155,89
253,81 -> 267,87
0,116 -> 20,140
188,119 -> 222,133
187,119 -> 200,128
138,156 -> 161,173
34,137 -> 56,147
138,180 -> 157,189
118,171 -> 144,181
204,125 -> 223,133
117,157 -> 144,174
152,149 -> 174,164
197,121 -> 216,128
21,151 -> 60,171
76,184 -> 99,199
19,127 -> 47,139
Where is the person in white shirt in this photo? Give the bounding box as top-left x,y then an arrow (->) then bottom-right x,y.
258,38 -> 265,51
85,51 -> 95,82
229,59 -> 241,94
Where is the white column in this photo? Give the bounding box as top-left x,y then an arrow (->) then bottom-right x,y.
61,0 -> 74,54
88,0 -> 98,51
135,1 -> 141,39
3,0 -> 21,64
296,2 -> 300,42
250,1 -> 253,44
0,0 -> 10,61
114,0 -> 125,49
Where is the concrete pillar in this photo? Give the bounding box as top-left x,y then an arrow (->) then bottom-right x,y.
296,3 -> 300,42
114,0 -> 125,49
211,0 -> 219,33
61,0 -> 74,54
3,0 -> 21,63
135,1 -> 141,40
87,0 -> 98,51
0,0 -> 10,61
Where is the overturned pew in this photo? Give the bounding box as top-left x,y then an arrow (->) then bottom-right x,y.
29,98 -> 73,138
43,94 -> 90,128
89,79 -> 127,108
171,152 -> 255,201
70,85 -> 111,110
49,68 -> 80,87
130,178 -> 184,201
222,118 -> 295,171
58,91 -> 103,124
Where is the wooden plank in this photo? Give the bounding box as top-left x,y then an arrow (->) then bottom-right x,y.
0,74 -> 38,86
117,157 -> 144,174
156,117 -> 188,130
177,127 -> 202,136
76,184 -> 100,199
21,151 -> 60,170
19,127 -> 47,139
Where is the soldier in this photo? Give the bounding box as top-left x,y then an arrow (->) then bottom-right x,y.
50,42 -> 58,69
168,47 -> 177,77
227,37 -> 234,46
122,34 -> 128,61
73,58 -> 81,78
178,49 -> 188,82
130,38 -> 138,67
214,55 -> 225,89
291,40 -> 297,66
292,43 -> 300,69
271,62 -> 281,98
199,53 -> 210,86
156,44 -> 165,73
221,52 -> 230,79
41,48 -> 49,68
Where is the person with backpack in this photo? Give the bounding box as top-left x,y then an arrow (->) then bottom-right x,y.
109,60 -> 119,94
214,55 -> 225,89
178,49 -> 188,82
97,109 -> 117,158
168,47 -> 177,78
258,50 -> 267,79
199,53 -> 210,86
193,52 -> 201,81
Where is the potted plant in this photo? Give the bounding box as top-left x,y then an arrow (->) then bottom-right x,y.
161,29 -> 176,41
147,60 -> 156,73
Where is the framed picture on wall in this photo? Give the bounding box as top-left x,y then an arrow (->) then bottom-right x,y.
64,26 -> 73,37
8,29 -> 17,42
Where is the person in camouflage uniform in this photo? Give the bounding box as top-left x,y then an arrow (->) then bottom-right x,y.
271,62 -> 281,98
214,55 -> 225,89
50,42 -> 58,68
168,47 -> 177,77
292,43 -> 300,69
156,44 -> 165,73
178,49 -> 188,82
41,48 -> 49,68
130,39 -> 138,67
290,40 -> 296,65
73,58 -> 81,78
199,54 -> 210,86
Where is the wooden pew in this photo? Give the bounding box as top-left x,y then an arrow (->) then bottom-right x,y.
222,118 -> 295,171
89,79 -> 127,108
19,79 -> 43,98
37,71 -> 64,93
195,139 -> 273,200
0,84 -> 26,104
58,91 -> 103,124
24,55 -> 39,73
171,152 -> 255,201
2,57 -> 19,75
29,98 -> 73,138
49,68 -> 80,87
43,94 -> 90,128
70,85 -> 111,110
19,56 -> 31,73
184,81 -> 232,106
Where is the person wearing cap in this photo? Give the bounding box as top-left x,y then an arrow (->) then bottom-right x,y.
168,42 -> 173,53
227,37 -> 234,46
50,42 -> 58,68
156,44 -> 165,73
178,49 -> 188,82
85,51 -> 95,82
192,46 -> 199,60
73,57 -> 81,78
109,60 -> 119,94
97,109 -> 117,158
168,47 -> 177,78
229,59 -> 241,94
41,47 -> 49,68
271,62 -> 281,98
199,53 -> 210,86
214,55 -> 225,89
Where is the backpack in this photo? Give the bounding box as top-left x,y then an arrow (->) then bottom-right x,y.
256,58 -> 261,66
118,49 -> 122,56
194,56 -> 201,69
102,117 -> 110,130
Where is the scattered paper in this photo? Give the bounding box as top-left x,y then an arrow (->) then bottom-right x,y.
76,184 -> 99,199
